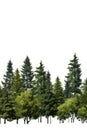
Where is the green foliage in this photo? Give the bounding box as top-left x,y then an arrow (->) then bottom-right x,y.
57,96 -> 78,120
34,61 -> 47,95
42,91 -> 58,117
53,77 -> 64,106
2,96 -> 16,121
0,54 -> 86,123
77,106 -> 87,121
11,69 -> 23,97
2,60 -> 13,94
21,56 -> 34,90
64,54 -> 82,98
15,90 -> 40,120
77,79 -> 87,121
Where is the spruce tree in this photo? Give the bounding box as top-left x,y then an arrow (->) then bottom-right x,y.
64,54 -> 82,98
34,62 -> 53,122
11,69 -> 23,97
45,71 -> 52,92
34,61 -> 46,95
2,60 -> 13,94
53,77 -> 64,105
21,56 -> 34,90
42,91 -> 57,124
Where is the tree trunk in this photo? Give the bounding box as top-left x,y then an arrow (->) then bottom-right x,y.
24,117 -> 26,124
27,117 -> 28,124
38,117 -> 39,123
26,117 -> 31,124
40,116 -> 42,123
0,118 -> 1,124
16,118 -> 18,124
50,116 -> 51,124
47,117 -> 49,124
4,119 -> 6,124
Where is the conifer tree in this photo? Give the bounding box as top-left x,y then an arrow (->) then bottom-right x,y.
21,56 -> 34,90
11,69 -> 23,97
34,61 -> 46,95
64,54 -> 82,98
2,60 -> 13,94
45,71 -> 52,92
53,77 -> 64,105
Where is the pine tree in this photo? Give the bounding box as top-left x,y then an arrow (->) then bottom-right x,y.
64,76 -> 72,98
64,54 -> 82,98
21,56 -> 34,90
2,60 -> 13,94
42,91 -> 57,124
34,61 -> 46,95
45,71 -> 52,92
11,69 -> 23,97
53,77 -> 64,105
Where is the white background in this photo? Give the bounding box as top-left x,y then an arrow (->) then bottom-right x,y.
0,0 -> 87,129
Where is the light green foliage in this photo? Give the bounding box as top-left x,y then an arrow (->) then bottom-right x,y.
11,69 -> 23,97
15,90 -> 40,120
77,106 -> 87,121
57,97 -> 78,120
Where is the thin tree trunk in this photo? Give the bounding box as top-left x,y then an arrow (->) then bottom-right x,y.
24,117 -> 26,124
40,116 -> 42,123
38,117 -> 39,123
4,119 -> 6,124
50,116 -> 51,124
16,118 -> 18,124
0,118 -> 1,124
26,117 -> 31,124
27,117 -> 28,124
47,117 -> 49,124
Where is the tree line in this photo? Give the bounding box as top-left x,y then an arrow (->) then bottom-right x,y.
0,54 -> 87,124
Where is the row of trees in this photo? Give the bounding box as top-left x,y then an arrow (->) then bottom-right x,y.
0,54 -> 87,124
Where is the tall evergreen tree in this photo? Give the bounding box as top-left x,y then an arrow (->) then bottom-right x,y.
11,69 -> 23,97
64,54 -> 82,98
42,91 -> 57,124
45,71 -> 52,92
34,61 -> 46,95
34,62 -> 53,122
21,56 -> 34,90
53,77 -> 64,105
2,60 -> 13,94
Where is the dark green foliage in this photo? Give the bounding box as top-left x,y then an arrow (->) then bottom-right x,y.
42,91 -> 58,118
45,71 -> 52,92
64,54 -> 82,98
53,77 -> 64,105
34,61 -> 47,95
21,56 -> 34,90
2,96 -> 16,121
2,60 -> 13,94
77,79 -> 87,121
